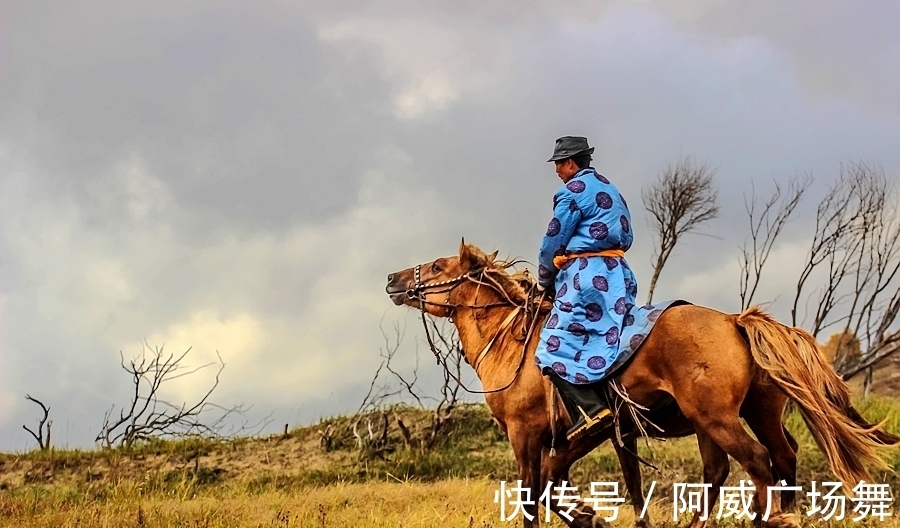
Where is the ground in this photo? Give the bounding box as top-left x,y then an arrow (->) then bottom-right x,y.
3,366 -> 900,527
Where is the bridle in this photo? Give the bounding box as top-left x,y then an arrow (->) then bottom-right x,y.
405,263 -> 547,394
405,264 -> 471,302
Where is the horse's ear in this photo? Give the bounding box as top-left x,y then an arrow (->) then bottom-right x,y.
459,238 -> 472,264
488,250 -> 499,263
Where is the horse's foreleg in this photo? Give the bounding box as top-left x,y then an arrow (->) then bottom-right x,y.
509,423 -> 544,528
540,447 -> 605,528
612,438 -> 653,528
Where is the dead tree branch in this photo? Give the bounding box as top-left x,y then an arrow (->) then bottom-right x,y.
96,343 -> 246,448
22,395 -> 51,451
642,157 -> 720,303
739,175 -> 812,310
415,318 -> 465,450
790,162 -> 897,339
350,318 -> 465,455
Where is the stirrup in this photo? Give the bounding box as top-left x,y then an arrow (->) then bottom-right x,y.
566,407 -> 612,442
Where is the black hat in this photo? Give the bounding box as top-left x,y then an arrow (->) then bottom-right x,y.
547,136 -> 594,162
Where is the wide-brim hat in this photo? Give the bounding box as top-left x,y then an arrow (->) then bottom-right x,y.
547,136 -> 594,162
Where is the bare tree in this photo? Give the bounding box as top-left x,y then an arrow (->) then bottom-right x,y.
815,164 -> 900,389
22,395 -> 51,451
642,157 -> 720,303
739,175 -> 813,310
96,343 -> 246,448
739,162 -> 900,394
788,163 -> 900,380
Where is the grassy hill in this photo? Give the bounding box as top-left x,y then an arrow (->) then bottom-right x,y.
2,394 -> 900,527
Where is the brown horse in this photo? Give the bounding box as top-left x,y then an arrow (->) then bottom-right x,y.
385,242 -> 896,528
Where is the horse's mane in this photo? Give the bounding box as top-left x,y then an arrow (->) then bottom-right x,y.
462,244 -> 538,305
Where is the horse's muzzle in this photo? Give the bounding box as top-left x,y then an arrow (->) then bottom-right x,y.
385,278 -> 409,305
386,288 -> 407,305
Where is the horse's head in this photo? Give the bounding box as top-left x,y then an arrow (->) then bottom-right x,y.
385,239 -> 500,317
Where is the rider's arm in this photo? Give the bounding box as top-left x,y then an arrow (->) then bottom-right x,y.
537,191 -> 582,289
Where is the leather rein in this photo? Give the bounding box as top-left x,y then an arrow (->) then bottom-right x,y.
405,264 -> 548,394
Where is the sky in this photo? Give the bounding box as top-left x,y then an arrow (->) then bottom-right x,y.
1,0 -> 898,450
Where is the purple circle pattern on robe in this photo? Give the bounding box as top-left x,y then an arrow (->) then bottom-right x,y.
589,222 -> 609,240
587,356 -> 606,370
547,217 -> 561,237
552,362 -> 567,376
546,335 -> 561,352
605,326 -> 620,345
546,313 -> 559,329
596,192 -> 613,209
566,180 -> 586,193
585,303 -> 603,322
539,264 -> 552,280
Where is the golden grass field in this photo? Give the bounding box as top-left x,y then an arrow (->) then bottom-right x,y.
4,373 -> 900,527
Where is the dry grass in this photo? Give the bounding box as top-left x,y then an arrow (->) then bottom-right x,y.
1,399 -> 899,526
2,476 -> 898,527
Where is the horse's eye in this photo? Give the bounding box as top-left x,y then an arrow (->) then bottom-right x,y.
432,261 -> 442,273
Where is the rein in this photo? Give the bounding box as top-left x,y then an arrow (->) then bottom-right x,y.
407,263 -> 546,395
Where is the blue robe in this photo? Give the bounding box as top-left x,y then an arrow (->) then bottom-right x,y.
535,167 -> 638,384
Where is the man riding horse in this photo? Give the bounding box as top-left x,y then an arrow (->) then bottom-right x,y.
537,136 -> 637,442
384,137 -> 898,527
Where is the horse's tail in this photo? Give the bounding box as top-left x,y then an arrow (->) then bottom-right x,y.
736,306 -> 898,488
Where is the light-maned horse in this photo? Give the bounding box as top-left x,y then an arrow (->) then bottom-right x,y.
385,242 -> 896,528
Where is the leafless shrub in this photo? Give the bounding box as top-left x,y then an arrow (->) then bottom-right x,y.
347,318 -> 465,457
22,395 -> 51,451
96,343 -> 246,448
318,424 -> 336,451
643,157 -> 720,303
352,411 -> 392,461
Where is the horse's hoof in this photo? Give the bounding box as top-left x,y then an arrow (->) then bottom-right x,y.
765,512 -> 800,528
634,519 -> 653,528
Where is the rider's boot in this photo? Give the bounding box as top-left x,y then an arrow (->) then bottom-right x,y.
544,368 -> 612,442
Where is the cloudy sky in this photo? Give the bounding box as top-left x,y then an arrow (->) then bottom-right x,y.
1,0 -> 898,450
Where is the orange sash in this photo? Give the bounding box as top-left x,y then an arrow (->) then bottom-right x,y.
553,249 -> 625,269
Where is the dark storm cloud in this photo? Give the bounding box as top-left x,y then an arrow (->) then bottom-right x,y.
2,1 -> 395,231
